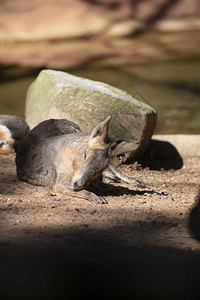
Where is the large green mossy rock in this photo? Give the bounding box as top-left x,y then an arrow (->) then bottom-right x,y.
25,69 -> 157,159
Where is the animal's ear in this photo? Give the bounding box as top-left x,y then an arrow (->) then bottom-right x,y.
109,140 -> 139,157
89,116 -> 111,146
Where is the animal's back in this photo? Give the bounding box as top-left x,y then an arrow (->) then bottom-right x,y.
29,119 -> 81,139
16,119 -> 81,186
16,120 -> 87,187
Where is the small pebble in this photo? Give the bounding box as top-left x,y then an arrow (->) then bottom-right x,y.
138,199 -> 146,204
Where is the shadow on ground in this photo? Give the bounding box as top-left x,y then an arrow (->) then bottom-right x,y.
1,225 -> 200,300
189,190 -> 200,241
139,139 -> 183,170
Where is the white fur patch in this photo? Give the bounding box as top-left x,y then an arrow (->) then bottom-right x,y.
0,125 -> 14,154
0,125 -> 12,140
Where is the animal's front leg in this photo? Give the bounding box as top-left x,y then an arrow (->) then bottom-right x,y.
53,182 -> 107,204
103,164 -> 146,188
78,189 -> 108,204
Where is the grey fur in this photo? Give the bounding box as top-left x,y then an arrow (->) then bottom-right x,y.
16,117 -> 145,203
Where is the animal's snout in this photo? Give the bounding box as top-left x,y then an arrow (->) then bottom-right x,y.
71,180 -> 79,191
70,177 -> 86,191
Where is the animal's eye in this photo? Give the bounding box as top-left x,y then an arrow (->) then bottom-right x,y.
0,141 -> 5,148
84,152 -> 87,160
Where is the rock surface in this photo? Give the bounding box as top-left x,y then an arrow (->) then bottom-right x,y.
25,69 -> 157,159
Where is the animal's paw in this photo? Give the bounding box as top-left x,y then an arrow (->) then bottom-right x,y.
126,177 -> 146,188
94,196 -> 108,204
135,179 -> 146,188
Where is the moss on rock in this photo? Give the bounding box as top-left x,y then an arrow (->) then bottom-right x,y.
25,69 -> 157,158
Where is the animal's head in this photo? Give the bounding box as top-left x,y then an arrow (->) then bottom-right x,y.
0,125 -> 15,155
70,116 -> 139,191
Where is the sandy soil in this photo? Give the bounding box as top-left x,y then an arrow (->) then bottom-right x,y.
0,154 -> 200,299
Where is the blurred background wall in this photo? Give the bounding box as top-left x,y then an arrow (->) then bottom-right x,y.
0,0 -> 199,69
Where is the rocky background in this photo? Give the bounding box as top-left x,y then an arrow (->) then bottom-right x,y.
0,0 -> 199,69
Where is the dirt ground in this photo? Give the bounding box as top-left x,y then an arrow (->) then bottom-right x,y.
0,154 -> 200,299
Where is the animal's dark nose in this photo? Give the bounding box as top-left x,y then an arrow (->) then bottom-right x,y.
71,177 -> 86,191
72,180 -> 79,190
